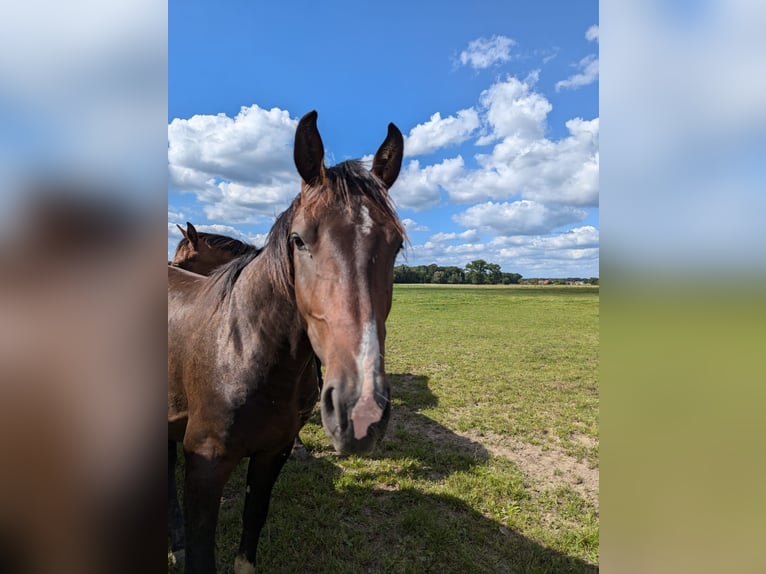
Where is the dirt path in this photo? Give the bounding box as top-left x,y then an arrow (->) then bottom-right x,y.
458,429 -> 599,511
395,409 -> 599,511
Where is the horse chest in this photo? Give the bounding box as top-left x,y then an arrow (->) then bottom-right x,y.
226,382 -> 305,452
212,352 -> 313,439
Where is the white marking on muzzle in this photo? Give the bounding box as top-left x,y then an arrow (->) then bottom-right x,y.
234,555 -> 256,574
168,549 -> 185,566
350,321 -> 384,439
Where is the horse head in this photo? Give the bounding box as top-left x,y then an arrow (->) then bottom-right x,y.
291,111 -> 404,455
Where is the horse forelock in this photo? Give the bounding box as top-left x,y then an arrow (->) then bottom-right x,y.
301,160 -> 405,239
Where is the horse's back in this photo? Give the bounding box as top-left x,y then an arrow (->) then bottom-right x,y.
168,264 -> 205,291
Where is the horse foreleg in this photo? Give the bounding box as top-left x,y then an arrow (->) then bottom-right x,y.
291,358 -> 322,460
234,445 -> 293,574
168,440 -> 185,564
182,446 -> 236,574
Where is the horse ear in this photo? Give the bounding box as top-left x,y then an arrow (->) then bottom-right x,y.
185,222 -> 199,246
176,223 -> 187,239
294,110 -> 325,187
371,123 -> 404,190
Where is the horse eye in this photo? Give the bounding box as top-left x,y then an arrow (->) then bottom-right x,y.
290,233 -> 308,251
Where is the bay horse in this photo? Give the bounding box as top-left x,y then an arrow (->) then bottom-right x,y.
167,223 -> 322,562
170,222 -> 260,275
168,110 -> 404,574
168,224 -> 263,564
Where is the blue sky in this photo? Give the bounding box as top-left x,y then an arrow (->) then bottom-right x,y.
168,1 -> 599,278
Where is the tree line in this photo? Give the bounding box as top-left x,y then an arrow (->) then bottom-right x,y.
393,259 -> 599,285
394,259 -> 522,284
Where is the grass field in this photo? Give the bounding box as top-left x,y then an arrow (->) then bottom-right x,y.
169,284 -> 599,573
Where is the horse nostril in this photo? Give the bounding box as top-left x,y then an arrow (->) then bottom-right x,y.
322,386 -> 335,415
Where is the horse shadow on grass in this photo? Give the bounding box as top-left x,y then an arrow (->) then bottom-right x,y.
174,373 -> 597,573
374,372 -> 489,480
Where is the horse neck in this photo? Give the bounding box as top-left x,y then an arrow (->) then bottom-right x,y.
226,247 -> 303,347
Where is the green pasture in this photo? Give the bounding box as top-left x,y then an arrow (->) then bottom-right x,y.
170,284 -> 599,573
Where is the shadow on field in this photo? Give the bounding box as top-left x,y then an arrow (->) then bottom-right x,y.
252,455 -> 597,573
377,372 -> 490,478
252,373 -> 596,573
169,373 -> 597,573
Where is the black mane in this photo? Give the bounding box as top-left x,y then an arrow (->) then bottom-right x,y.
174,231 -> 258,258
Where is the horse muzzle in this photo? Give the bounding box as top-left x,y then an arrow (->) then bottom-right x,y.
320,376 -> 391,455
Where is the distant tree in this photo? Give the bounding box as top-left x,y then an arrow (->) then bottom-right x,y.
501,272 -> 522,284
486,262 -> 502,284
443,266 -> 464,284
393,265 -> 408,283
394,264 -> 420,283
425,264 -> 439,283
465,259 -> 489,284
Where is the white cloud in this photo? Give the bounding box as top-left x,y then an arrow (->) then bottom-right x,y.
442,243 -> 487,255
458,35 -> 516,70
477,74 -> 551,144
496,118 -> 599,206
401,218 -> 429,232
443,115 -> 599,207
404,109 -> 480,156
556,54 -> 599,91
168,104 -> 300,221
554,25 -> 599,93
401,225 -> 599,278
491,225 -> 599,250
391,156 -> 464,211
545,225 -> 599,249
495,243 -> 599,268
429,229 -> 480,243
394,72 -> 598,216
493,227 -> 599,270
411,241 -> 486,261
453,200 -> 587,236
